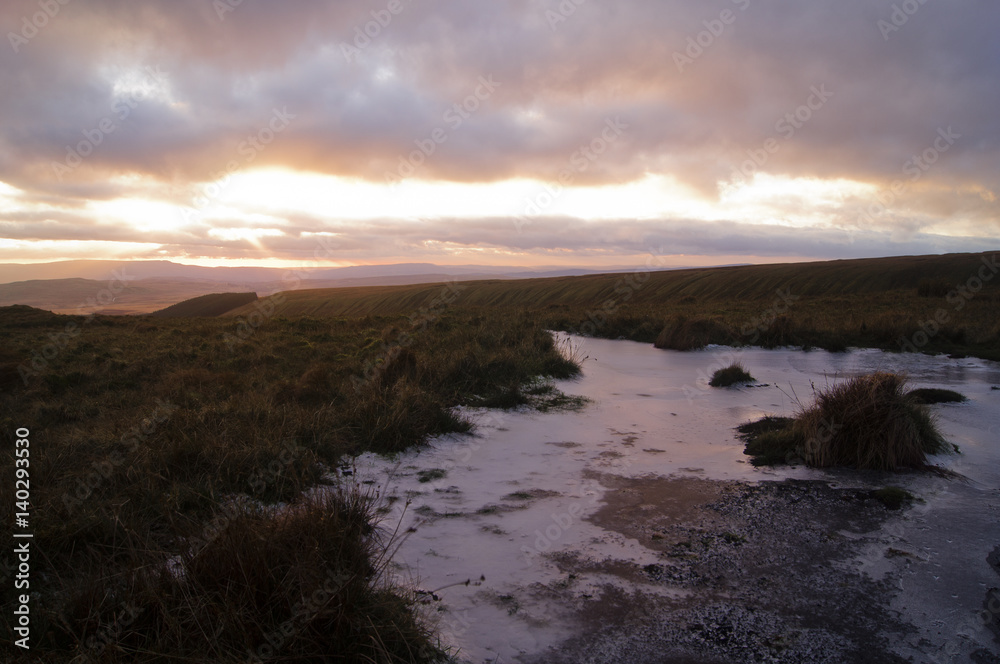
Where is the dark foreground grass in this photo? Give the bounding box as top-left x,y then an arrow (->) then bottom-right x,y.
0,306 -> 579,662
709,362 -> 755,387
740,373 -> 952,470
45,488 -> 439,663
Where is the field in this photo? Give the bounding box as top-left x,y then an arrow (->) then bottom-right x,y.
225,252 -> 1000,360
1,251 -> 998,662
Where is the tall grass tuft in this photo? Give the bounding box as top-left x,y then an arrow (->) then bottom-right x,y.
741,372 -> 951,470
709,362 -> 754,387
38,486 -> 445,663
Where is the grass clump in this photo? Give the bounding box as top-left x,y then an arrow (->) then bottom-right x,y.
709,362 -> 755,387
907,387 -> 967,404
740,372 -> 952,470
736,416 -> 796,466
37,488 -> 445,663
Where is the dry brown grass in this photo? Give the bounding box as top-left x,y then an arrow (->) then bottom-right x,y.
742,373 -> 951,470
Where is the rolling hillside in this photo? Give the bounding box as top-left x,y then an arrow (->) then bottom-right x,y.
151,292 -> 259,318
224,252 -> 999,319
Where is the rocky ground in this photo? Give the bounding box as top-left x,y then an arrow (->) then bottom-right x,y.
511,473 -> 999,664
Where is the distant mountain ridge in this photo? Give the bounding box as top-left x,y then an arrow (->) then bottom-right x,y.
0,259 -> 641,285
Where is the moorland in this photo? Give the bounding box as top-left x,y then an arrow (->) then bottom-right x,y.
1,250 -> 997,662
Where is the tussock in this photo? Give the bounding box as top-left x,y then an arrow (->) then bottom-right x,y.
741,372 -> 951,470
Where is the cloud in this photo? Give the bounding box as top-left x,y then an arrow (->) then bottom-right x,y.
0,0 -> 997,264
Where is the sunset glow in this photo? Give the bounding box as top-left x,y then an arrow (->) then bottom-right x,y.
1,1 -> 997,269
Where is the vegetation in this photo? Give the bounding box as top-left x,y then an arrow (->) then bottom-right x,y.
740,373 -> 952,470
152,292 -> 259,317
224,252 -> 1000,361
907,387 -> 967,404
0,306 -> 579,662
2,250 -> 996,660
709,362 -> 755,387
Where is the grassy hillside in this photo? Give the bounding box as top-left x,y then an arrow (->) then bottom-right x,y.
151,292 -> 259,317
226,253 -> 995,317
225,252 -> 1000,360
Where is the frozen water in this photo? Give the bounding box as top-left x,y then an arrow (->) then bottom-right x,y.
347,334 -> 1000,662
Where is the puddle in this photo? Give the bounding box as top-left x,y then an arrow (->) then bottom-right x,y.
346,335 -> 1000,662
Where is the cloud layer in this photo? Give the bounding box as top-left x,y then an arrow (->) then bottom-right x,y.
1,0 -> 997,264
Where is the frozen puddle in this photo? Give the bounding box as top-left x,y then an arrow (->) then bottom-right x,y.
347,335 -> 1000,663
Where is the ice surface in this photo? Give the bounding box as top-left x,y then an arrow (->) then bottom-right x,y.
345,335 -> 1000,662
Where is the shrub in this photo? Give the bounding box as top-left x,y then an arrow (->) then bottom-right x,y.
741,372 -> 952,470
709,362 -> 754,387
41,488 -> 444,663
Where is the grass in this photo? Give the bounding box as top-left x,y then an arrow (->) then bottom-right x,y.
152,292 -> 259,317
740,373 -> 952,470
709,362 -> 755,387
0,306 -> 580,662
41,487 -> 440,662
907,387 -> 967,404
3,250 -> 997,659
222,251 -> 1000,361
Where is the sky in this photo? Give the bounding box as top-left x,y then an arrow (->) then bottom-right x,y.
0,0 -> 998,270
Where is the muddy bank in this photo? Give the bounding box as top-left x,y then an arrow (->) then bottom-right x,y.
524,473 -> 909,663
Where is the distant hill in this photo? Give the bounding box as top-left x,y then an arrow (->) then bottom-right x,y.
0,259 -> 624,286
0,262 -> 658,314
223,252 -> 1000,319
151,293 -> 259,318
0,278 -> 267,315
